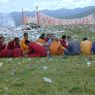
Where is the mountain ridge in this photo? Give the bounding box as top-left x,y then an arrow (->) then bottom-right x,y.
0,6 -> 95,26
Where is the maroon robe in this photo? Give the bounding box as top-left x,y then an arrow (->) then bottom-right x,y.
0,40 -> 23,58
0,43 -> 6,57
28,42 -> 47,57
7,40 -> 23,58
60,39 -> 68,49
7,40 -> 20,49
0,43 -> 6,52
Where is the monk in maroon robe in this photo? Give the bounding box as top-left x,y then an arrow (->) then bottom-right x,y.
6,37 -> 23,58
60,35 -> 68,49
28,42 -> 47,58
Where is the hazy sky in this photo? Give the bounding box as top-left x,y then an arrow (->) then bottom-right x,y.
0,0 -> 95,13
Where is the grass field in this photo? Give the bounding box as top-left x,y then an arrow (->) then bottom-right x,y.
0,27 -> 95,95
0,56 -> 95,95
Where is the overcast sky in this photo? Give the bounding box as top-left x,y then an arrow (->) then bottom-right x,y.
0,0 -> 95,13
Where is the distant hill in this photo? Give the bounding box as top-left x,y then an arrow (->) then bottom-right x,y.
41,6 -> 95,18
0,6 -> 95,26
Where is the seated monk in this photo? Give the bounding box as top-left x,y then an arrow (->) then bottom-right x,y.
7,37 -> 23,57
80,37 -> 92,57
60,35 -> 68,49
20,33 -> 30,54
36,34 -> 49,52
28,42 -> 47,58
0,36 -> 6,57
67,36 -> 80,56
36,35 -> 46,45
5,37 -> 23,58
49,37 -> 64,55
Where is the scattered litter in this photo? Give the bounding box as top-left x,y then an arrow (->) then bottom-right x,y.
87,61 -> 91,67
49,58 -> 54,61
27,58 -> 31,61
18,62 -> 21,65
42,58 -> 47,60
43,77 -> 52,83
42,66 -> 48,70
8,58 -> 12,61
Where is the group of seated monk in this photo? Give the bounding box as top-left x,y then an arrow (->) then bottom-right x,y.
0,33 -> 94,58
0,33 -> 47,58
0,36 -> 23,58
36,33 -> 94,58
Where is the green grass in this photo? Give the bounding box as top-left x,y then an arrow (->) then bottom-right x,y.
0,26 -> 95,95
0,56 -> 95,95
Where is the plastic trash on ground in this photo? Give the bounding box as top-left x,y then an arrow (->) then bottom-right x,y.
43,77 -> 52,83
42,66 -> 48,70
87,61 -> 91,67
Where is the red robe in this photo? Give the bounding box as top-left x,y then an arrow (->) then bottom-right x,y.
0,43 -> 6,52
0,40 -> 23,58
60,39 -> 68,49
28,42 -> 47,57
0,43 -> 6,57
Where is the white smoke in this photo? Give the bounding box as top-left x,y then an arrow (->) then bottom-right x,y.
1,13 -> 15,27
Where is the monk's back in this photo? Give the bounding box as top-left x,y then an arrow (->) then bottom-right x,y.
81,40 -> 92,55
50,41 -> 61,55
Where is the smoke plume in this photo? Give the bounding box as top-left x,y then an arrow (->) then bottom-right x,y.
1,13 -> 15,27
